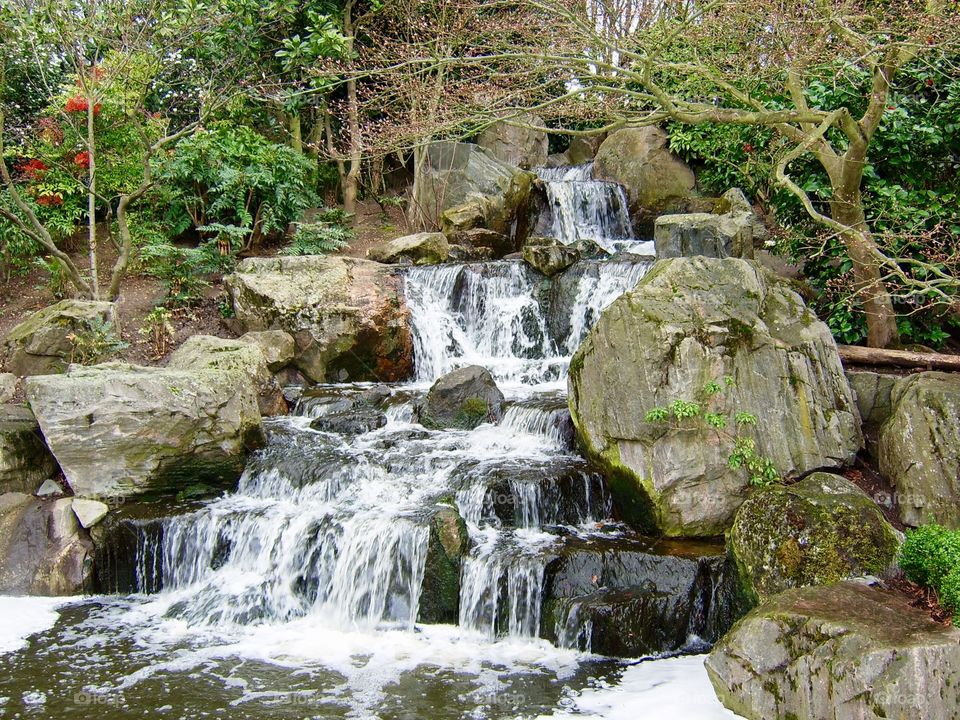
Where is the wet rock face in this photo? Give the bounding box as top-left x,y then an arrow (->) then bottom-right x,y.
0,405 -> 57,494
419,505 -> 470,624
0,492 -> 92,595
2,300 -> 119,376
729,472 -> 900,605
226,255 -> 413,384
521,237 -> 582,277
878,371 -> 960,528
540,536 -> 747,657
26,362 -> 262,499
421,366 -> 505,430
477,113 -> 549,169
367,232 -> 450,265
310,408 -> 388,435
706,581 -> 960,720
568,257 -> 862,537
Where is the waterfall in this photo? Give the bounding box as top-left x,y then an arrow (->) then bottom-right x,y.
536,163 -> 655,255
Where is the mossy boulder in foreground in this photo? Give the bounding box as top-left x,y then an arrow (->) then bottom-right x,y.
706,581 -> 960,720
729,472 -> 900,605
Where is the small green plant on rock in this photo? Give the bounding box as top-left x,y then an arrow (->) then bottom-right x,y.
66,319 -> 128,365
643,376 -> 780,488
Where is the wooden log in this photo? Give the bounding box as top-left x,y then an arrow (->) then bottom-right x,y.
837,344 -> 960,372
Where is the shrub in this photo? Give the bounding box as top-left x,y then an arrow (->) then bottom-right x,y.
66,319 -> 127,364
158,123 -> 320,249
283,208 -> 354,255
899,524 -> 960,621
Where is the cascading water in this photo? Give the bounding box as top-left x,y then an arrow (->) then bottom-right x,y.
0,188 -> 745,718
536,163 -> 655,255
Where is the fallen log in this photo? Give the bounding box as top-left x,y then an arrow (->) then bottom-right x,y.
837,344 -> 960,372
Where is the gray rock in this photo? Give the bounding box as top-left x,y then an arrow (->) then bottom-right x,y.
2,300 -> 119,376
706,581 -> 960,720
72,497 -> 108,528
447,228 -> 513,258
225,255 -> 413,384
35,478 -> 64,497
729,472 -> 900,605
593,127 -> 696,224
310,408 -> 388,435
367,232 -> 450,265
409,142 -> 535,237
521,237 -> 581,276
477,113 -> 548,169
0,373 -> 17,403
566,136 -> 604,165
168,334 -> 286,416
569,257 -> 862,536
846,370 -> 899,429
654,189 -> 764,260
26,362 -> 262,499
878,371 -> 960,527
0,405 -> 57,494
238,330 -> 296,372
421,366 -> 505,430
0,492 -> 92,594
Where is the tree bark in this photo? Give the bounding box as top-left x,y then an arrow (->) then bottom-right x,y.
86,94 -> 100,299
837,344 -> 960,372
342,0 -> 361,218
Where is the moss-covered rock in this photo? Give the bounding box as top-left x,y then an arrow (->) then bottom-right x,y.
706,581 -> 960,720
225,255 -> 413,384
521,237 -> 581,277
568,257 -> 862,537
418,504 -> 470,624
654,189 -> 765,260
878,371 -> 960,528
729,472 -> 900,605
26,362 -> 263,499
367,232 -> 450,265
2,300 -> 118,376
420,365 -> 505,430
168,335 -> 286,416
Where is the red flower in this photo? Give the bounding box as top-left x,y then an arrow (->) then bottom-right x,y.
18,158 -> 48,180
742,142 -> 754,154
927,78 -> 935,87
37,193 -> 64,207
73,151 -> 90,168
64,96 -> 101,115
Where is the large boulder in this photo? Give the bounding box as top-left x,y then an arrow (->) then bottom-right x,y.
0,492 -> 92,594
729,472 -> 900,605
421,366 -> 505,430
225,255 -> 413,384
0,405 -> 57,494
706,581 -> 960,720
593,127 -> 696,226
26,362 -> 262,499
878,372 -> 960,528
2,300 -> 119,376
168,334 -> 286,416
569,257 -> 862,537
477,113 -> 549,169
654,189 -> 764,260
522,237 -> 582,277
410,142 -> 535,239
0,373 -> 17,402
237,330 -> 296,373
367,232 -> 450,265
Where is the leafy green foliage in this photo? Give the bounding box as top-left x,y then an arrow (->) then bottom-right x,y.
643,377 -> 780,488
138,305 -> 175,359
899,524 -> 960,622
283,208 -> 354,255
66,319 -> 127,364
158,123 -> 320,247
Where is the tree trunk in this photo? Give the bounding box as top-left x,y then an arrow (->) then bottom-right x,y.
86,96 -> 100,299
289,112 -> 303,154
837,344 -> 960,372
829,161 -> 899,349
343,2 -> 361,218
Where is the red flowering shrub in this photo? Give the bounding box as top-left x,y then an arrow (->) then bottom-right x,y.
73,151 -> 90,168
36,193 -> 64,207
18,158 -> 48,180
64,96 -> 101,115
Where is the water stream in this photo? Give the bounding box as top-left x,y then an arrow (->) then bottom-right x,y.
0,172 -> 744,719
